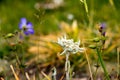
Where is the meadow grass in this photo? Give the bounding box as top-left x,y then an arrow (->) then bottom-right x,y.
0,0 -> 120,80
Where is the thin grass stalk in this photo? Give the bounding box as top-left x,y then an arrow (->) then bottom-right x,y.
109,0 -> 115,7
0,77 -> 4,80
15,53 -> 21,66
83,0 -> 89,17
25,72 -> 30,80
10,65 -> 19,80
37,39 -> 40,61
59,73 -> 65,80
84,48 -> 93,80
0,21 -> 1,36
88,0 -> 94,28
41,71 -> 51,80
96,48 -> 110,80
80,0 -> 94,28
32,74 -> 36,80
93,60 -> 99,79
94,67 -> 98,79
117,48 -> 120,76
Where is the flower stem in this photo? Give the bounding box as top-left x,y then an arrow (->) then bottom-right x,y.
65,53 -> 70,80
96,48 -> 110,80
52,67 -> 57,80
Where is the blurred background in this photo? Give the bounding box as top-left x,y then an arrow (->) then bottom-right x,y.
0,0 -> 120,79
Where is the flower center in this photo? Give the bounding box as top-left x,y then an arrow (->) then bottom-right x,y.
22,26 -> 28,31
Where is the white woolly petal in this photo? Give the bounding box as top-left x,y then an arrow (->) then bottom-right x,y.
60,49 -> 67,55
79,48 -> 85,52
57,35 -> 84,55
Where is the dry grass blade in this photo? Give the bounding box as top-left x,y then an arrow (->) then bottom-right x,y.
25,72 -> 30,80
83,43 -> 93,80
41,71 -> 51,80
0,77 -> 4,80
10,65 -> 19,80
59,73 -> 65,80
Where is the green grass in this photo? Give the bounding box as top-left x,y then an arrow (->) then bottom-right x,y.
0,0 -> 120,34
0,0 -> 120,79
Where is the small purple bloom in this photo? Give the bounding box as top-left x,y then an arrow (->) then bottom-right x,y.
19,18 -> 34,35
99,23 -> 106,32
99,23 -> 106,36
100,23 -> 106,29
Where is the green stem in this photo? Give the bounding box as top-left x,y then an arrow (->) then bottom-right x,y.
15,52 -> 21,65
94,67 -> 98,79
93,60 -> 99,79
96,48 -> 110,80
83,0 -> 88,17
0,20 -> 1,34
21,44 -> 25,64
117,48 -> 120,75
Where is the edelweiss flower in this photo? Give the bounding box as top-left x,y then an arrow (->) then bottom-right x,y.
58,35 -> 85,55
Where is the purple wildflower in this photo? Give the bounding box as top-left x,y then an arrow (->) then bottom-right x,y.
19,18 -> 34,35
99,23 -> 106,36
99,23 -> 107,45
100,23 -> 106,29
